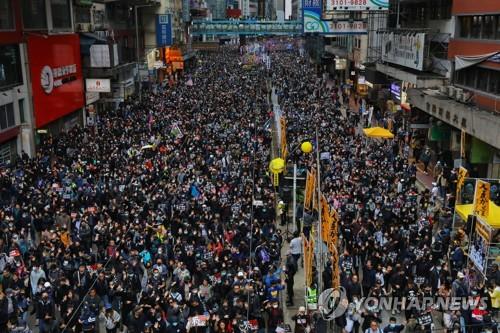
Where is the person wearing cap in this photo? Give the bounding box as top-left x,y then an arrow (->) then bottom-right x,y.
451,271 -> 469,297
291,306 -> 310,333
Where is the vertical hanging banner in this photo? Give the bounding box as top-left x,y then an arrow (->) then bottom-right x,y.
303,237 -> 311,287
474,180 -> 490,218
320,194 -> 331,243
311,169 -> 318,211
280,116 -> 287,161
304,170 -> 316,210
156,14 -> 173,47
329,208 -> 340,288
456,166 -> 468,197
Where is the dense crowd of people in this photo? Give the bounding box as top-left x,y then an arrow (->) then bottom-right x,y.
0,47 -> 290,333
0,39 -> 499,333
272,52 -> 500,333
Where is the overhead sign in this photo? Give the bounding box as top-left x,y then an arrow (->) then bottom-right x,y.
27,34 -> 84,128
86,78 -> 111,93
381,32 -> 426,71
156,14 -> 173,47
326,0 -> 389,11
390,82 -> 401,101
85,91 -> 100,105
304,0 -> 367,34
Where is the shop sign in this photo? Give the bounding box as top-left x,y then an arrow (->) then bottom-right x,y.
326,0 -> 389,11
391,82 -> 401,101
303,0 -> 367,34
156,14 -> 173,47
381,32 -> 426,71
27,34 -> 84,128
86,92 -> 100,105
85,78 -> 111,93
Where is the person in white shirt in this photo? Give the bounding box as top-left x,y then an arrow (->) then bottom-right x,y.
100,306 -> 121,333
289,232 -> 302,263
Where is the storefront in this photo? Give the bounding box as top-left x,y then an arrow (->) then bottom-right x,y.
27,34 -> 85,136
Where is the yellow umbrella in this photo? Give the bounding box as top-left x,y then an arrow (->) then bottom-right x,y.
363,127 -> 395,139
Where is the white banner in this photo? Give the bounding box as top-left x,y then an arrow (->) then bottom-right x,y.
86,79 -> 111,93
381,32 -> 426,71
85,91 -> 100,105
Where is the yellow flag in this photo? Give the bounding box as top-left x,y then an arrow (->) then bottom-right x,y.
320,194 -> 331,243
304,170 -> 316,210
328,209 -> 339,255
474,180 -> 490,218
456,166 -> 468,197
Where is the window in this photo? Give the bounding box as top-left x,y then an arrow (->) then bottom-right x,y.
0,103 -> 15,130
488,71 -> 500,95
22,0 -> 47,29
459,16 -> 472,38
0,0 -> 14,30
471,16 -> 482,38
483,15 -> 496,39
18,99 -> 25,124
456,67 -> 500,95
497,15 -> 500,39
0,45 -> 23,90
477,68 -> 488,91
51,0 -> 72,29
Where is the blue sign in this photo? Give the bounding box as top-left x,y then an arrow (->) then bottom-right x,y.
156,14 -> 173,47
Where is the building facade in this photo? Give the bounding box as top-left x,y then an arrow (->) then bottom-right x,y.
407,0 -> 500,178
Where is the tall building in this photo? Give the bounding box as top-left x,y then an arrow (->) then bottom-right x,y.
406,0 -> 500,178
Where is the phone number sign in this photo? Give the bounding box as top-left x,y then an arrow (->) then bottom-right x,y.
326,0 -> 389,11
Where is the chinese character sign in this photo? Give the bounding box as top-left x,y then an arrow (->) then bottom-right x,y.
156,14 -> 173,47
456,166 -> 468,196
474,180 -> 490,218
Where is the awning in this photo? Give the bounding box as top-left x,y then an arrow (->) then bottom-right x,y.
455,52 -> 500,71
363,127 -> 394,139
456,202 -> 500,229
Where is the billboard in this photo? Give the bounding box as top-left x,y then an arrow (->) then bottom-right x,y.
381,32 -> 426,71
156,14 -> 173,47
326,0 -> 389,11
27,34 -> 84,128
85,78 -> 111,93
303,0 -> 367,34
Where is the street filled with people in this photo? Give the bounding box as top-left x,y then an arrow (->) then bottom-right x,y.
0,40 -> 499,333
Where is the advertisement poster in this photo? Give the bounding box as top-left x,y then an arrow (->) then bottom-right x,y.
303,0 -> 367,34
326,0 -> 389,11
27,34 -> 84,128
381,32 -> 425,71
469,219 -> 491,274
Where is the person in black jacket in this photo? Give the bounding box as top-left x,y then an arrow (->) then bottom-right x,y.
37,291 -> 57,333
285,251 -> 297,306
0,291 -> 9,332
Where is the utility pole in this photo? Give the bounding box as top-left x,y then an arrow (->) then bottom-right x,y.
315,126 -> 323,293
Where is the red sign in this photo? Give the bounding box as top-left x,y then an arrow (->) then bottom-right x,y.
27,34 -> 84,128
226,9 -> 241,18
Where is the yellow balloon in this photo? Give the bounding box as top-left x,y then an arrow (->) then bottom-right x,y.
269,158 -> 285,174
301,141 -> 313,154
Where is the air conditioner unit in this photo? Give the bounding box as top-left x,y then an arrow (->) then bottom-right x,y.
456,91 -> 464,102
77,23 -> 91,32
439,86 -> 447,94
461,93 -> 470,103
447,86 -> 456,99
